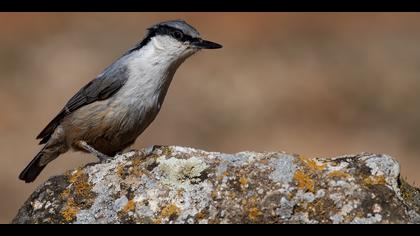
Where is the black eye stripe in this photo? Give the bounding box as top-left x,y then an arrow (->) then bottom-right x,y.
125,25 -> 201,55
152,25 -> 198,43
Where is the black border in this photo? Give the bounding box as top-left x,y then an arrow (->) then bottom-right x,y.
2,0 -> 420,12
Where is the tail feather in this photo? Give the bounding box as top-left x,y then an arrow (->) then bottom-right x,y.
19,151 -> 47,183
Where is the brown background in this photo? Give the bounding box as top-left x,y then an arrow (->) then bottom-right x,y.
1,13 -> 420,223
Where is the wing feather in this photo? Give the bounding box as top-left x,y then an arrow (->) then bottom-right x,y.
36,64 -> 128,144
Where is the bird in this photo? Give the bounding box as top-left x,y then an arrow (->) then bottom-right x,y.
19,19 -> 222,183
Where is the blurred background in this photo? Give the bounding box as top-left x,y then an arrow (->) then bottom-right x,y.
1,13 -> 420,223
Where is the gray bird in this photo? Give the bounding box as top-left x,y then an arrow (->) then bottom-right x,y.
19,19 -> 222,183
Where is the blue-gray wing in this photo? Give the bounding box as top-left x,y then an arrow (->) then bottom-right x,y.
36,65 -> 128,144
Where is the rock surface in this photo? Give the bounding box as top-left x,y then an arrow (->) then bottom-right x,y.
13,146 -> 420,224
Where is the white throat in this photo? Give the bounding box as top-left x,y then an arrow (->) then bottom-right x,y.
117,35 -> 197,108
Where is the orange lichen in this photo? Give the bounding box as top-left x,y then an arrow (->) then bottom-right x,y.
61,207 -> 78,222
294,170 -> 315,193
302,157 -> 326,171
60,199 -> 78,222
239,176 -> 249,187
259,159 -> 269,165
68,169 -> 82,183
160,204 -> 181,219
328,171 -> 351,179
59,171 -> 91,223
69,170 -> 93,199
60,189 -> 71,199
363,176 -> 386,185
248,207 -> 262,221
195,211 -> 206,220
122,199 -> 136,213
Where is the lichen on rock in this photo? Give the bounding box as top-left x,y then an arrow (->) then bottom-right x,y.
12,147 -> 420,224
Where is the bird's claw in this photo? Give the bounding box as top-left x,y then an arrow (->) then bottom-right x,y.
141,145 -> 163,157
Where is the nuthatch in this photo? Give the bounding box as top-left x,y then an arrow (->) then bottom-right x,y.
19,20 -> 222,183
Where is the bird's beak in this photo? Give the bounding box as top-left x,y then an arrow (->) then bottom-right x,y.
192,39 -> 223,49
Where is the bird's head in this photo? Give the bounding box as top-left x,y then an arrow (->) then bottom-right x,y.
134,20 -> 222,62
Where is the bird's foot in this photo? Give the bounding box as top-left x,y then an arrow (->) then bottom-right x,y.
96,153 -> 112,162
141,145 -> 163,157
77,140 -> 112,162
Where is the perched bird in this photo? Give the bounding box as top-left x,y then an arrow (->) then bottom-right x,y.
19,19 -> 222,183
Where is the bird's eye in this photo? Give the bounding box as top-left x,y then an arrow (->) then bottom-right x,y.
172,30 -> 183,40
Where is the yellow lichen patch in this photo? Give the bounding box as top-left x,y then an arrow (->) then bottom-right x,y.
400,179 -> 416,202
122,199 -> 136,213
363,176 -> 386,186
211,190 -> 218,200
248,207 -> 262,221
195,211 -> 206,220
60,199 -> 79,222
328,171 -> 351,179
132,158 -> 143,167
242,196 -> 262,222
60,188 -> 71,199
116,165 -> 125,178
69,170 -> 93,199
61,207 -> 78,222
294,170 -> 315,193
75,181 -> 93,199
161,146 -> 172,156
60,169 -> 96,222
130,158 -> 144,176
239,176 -> 249,187
160,204 -> 181,219
302,158 -> 326,171
68,169 -> 82,183
402,188 -> 413,201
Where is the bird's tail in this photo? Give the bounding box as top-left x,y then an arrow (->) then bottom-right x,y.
19,149 -> 49,183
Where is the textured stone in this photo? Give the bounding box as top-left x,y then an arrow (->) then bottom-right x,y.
12,146 -> 420,224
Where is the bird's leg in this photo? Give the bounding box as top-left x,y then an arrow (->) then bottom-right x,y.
115,145 -> 163,157
77,140 -> 111,162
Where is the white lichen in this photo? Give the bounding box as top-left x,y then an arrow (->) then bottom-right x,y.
156,156 -> 208,188
31,200 -> 44,211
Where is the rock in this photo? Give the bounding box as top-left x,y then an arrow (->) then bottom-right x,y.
12,146 -> 420,224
